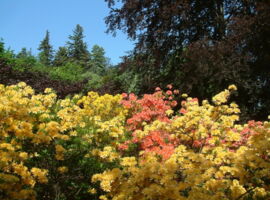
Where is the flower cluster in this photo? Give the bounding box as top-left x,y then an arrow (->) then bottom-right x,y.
1,82 -> 269,200
119,86 -> 179,159
93,85 -> 270,200
0,83 -> 57,199
0,82 -> 128,199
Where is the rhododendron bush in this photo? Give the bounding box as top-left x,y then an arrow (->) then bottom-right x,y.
0,83 -> 269,200
0,82 -> 126,200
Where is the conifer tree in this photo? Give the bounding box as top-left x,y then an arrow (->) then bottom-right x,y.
66,24 -> 90,65
38,30 -> 53,66
53,46 -> 69,66
89,45 -> 107,75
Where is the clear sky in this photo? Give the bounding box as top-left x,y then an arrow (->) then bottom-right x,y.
0,0 -> 134,65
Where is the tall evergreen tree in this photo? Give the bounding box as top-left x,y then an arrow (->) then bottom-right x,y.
89,45 -> 107,75
53,46 -> 69,66
38,30 -> 53,66
66,24 -> 90,65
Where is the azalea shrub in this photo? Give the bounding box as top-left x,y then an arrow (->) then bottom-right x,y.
0,82 -> 126,200
0,82 -> 269,200
93,85 -> 270,200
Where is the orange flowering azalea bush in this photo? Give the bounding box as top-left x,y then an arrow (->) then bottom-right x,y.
0,82 -> 269,200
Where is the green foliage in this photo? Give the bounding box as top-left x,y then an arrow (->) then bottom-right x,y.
0,39 -> 5,55
48,62 -> 85,83
117,70 -> 142,94
89,45 -> 107,75
38,30 -> 53,66
33,135 -> 110,200
66,24 -> 90,66
30,62 -> 50,74
54,46 -> 69,66
13,48 -> 36,72
0,39 -> 16,66
1,26 -> 141,97
16,47 -> 29,58
83,72 -> 103,90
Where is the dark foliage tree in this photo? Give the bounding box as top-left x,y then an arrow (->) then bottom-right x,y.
38,30 -> 54,66
66,24 -> 90,66
105,0 -> 270,121
105,0 -> 257,64
169,1 -> 270,121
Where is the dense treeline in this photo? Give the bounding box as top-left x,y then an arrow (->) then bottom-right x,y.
0,24 -> 125,97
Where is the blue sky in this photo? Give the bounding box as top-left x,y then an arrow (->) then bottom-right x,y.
0,0 -> 134,64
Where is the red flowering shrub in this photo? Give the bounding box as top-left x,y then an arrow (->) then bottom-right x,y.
140,130 -> 175,160
119,86 -> 181,159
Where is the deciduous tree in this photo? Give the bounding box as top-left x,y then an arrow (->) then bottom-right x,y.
105,0 -> 270,121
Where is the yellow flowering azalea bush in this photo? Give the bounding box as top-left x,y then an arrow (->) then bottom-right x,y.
0,83 -> 50,200
0,82 -> 127,200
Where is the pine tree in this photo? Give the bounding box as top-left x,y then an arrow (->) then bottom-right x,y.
53,46 -> 69,66
38,30 -> 53,66
89,45 -> 107,75
66,24 -> 90,65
